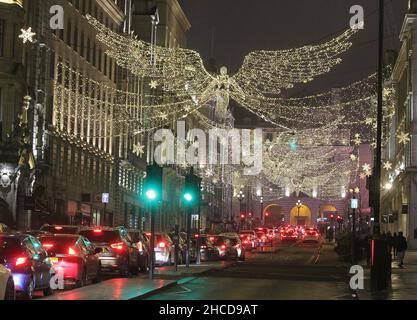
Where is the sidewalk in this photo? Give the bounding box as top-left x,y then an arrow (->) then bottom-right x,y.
357,250 -> 417,300
41,261 -> 234,300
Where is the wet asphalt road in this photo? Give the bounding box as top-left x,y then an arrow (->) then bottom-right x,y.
146,241 -> 355,300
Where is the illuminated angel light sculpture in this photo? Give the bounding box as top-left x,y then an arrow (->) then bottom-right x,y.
87,15 -> 358,129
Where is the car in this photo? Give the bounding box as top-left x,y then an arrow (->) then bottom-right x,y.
79,227 -> 140,277
38,234 -> 101,288
255,231 -> 268,246
239,230 -> 259,250
0,233 -> 54,299
302,228 -> 321,243
192,235 -> 220,262
280,228 -> 298,242
0,263 -> 15,300
151,233 -> 175,266
128,229 -> 150,272
209,235 -> 238,261
0,224 -> 9,233
40,224 -> 80,235
220,233 -> 245,261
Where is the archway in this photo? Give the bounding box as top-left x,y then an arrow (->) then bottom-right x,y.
263,204 -> 284,226
290,205 -> 312,226
321,205 -> 338,218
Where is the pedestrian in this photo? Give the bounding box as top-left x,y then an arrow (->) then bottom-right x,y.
386,231 -> 394,258
396,231 -> 408,268
393,232 -> 398,257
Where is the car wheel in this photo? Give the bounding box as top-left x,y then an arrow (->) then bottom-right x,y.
129,260 -> 139,276
120,260 -> 130,278
4,277 -> 15,300
92,264 -> 102,284
140,257 -> 148,273
21,277 -> 34,300
76,269 -> 87,288
43,284 -> 54,297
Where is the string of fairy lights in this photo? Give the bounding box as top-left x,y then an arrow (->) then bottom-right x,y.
18,16 -> 407,200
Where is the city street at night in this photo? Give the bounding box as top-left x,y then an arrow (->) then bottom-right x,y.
1,0 -> 417,312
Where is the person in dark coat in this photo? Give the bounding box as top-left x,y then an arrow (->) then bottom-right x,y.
396,232 -> 408,268
386,232 -> 394,258
393,232 -> 398,257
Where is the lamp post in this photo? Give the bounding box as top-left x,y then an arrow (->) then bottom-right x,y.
296,200 -> 302,226
237,191 -> 245,230
256,189 -> 264,226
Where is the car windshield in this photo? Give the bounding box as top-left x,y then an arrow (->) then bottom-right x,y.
0,237 -> 24,258
79,230 -> 120,243
39,236 -> 78,254
41,225 -> 79,234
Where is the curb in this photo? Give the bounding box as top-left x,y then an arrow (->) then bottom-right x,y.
130,277 -> 196,300
132,262 -> 236,300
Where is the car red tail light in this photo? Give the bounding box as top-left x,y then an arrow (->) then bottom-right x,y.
220,245 -> 226,250
158,242 -> 166,249
110,242 -> 125,250
93,228 -> 102,233
68,247 -> 77,255
15,256 -> 28,267
42,243 -> 54,249
243,240 -> 249,244
54,226 -> 63,230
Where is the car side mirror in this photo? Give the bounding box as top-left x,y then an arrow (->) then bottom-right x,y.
94,248 -> 102,254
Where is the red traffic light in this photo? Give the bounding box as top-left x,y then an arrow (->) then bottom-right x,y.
240,214 -> 246,219
265,212 -> 270,217
329,214 -> 334,219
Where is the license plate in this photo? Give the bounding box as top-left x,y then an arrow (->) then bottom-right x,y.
50,257 -> 59,264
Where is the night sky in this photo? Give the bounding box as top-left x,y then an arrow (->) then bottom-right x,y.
180,0 -> 408,100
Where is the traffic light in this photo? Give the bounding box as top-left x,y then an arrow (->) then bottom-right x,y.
182,172 -> 201,206
143,164 -> 163,204
240,213 -> 246,220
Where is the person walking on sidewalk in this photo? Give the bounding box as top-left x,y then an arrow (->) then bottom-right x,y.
393,232 -> 398,258
387,231 -> 394,258
397,232 -> 408,268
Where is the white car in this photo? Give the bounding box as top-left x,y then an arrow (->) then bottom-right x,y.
0,263 -> 15,300
302,228 -> 321,243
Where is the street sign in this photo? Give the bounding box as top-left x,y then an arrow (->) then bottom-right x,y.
102,193 -> 109,204
351,198 -> 359,209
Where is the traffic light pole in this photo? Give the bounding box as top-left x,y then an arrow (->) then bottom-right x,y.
186,206 -> 191,268
196,193 -> 202,265
149,205 -> 155,280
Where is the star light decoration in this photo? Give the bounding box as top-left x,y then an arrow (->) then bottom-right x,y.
359,173 -> 367,180
159,112 -> 168,120
397,132 -> 410,145
362,163 -> 372,177
350,154 -> 357,161
133,143 -> 145,156
353,134 -> 362,146
19,27 -> 36,44
383,161 -> 392,171
149,80 -> 159,89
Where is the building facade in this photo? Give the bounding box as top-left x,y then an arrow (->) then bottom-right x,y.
382,5 -> 417,249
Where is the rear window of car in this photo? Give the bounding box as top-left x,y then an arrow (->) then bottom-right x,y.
79,230 -> 120,243
156,234 -> 170,243
0,237 -> 23,258
41,226 -> 79,234
39,236 -> 78,254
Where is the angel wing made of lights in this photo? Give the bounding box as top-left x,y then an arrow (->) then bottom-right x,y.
87,15 -> 358,127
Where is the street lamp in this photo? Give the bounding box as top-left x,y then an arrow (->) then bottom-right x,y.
260,196 -> 264,226
296,200 -> 302,226
237,191 -> 245,230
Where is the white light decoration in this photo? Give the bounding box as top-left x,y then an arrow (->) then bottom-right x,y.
149,80 -> 159,89
19,27 -> 36,43
133,143 -> 145,156
397,132 -> 410,145
383,161 -> 392,171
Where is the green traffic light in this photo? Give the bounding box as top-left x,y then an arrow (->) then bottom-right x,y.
146,189 -> 157,200
184,193 -> 193,202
